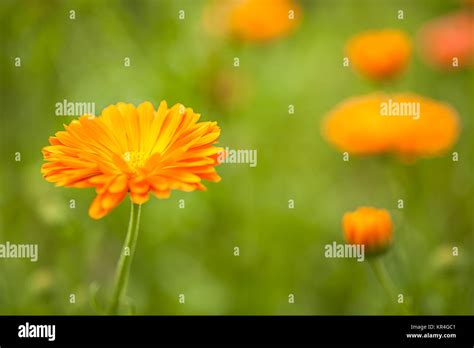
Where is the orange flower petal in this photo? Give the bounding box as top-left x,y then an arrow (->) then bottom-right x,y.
130,192 -> 150,204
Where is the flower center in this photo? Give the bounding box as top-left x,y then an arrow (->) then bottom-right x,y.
123,151 -> 147,173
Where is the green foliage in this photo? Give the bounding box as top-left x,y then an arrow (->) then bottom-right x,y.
0,0 -> 472,315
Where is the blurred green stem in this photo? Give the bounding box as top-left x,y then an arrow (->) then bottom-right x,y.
108,201 -> 141,315
370,258 -> 396,301
369,258 -> 412,314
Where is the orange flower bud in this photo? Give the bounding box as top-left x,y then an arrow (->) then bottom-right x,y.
343,207 -> 393,253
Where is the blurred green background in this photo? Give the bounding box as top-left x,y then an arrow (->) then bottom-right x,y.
0,0 -> 473,315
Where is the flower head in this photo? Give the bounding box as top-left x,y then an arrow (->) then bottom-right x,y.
41,101 -> 222,219
346,29 -> 412,80
322,93 -> 460,158
343,207 -> 393,253
204,0 -> 301,42
418,11 -> 474,69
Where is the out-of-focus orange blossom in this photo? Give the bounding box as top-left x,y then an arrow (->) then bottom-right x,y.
322,93 -> 460,158
346,29 -> 412,80
203,0 -> 301,42
418,11 -> 474,69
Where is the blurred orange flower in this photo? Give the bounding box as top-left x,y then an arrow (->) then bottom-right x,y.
204,0 -> 301,42
346,29 -> 412,80
322,93 -> 460,158
41,101 -> 222,219
343,207 -> 393,253
418,11 -> 474,69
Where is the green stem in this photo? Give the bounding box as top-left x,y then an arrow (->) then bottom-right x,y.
370,258 -> 396,301
370,258 -> 412,315
108,201 -> 141,315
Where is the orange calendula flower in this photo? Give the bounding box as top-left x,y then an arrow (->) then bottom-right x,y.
346,29 -> 412,80
418,11 -> 474,69
204,0 -> 301,42
343,207 -> 393,253
322,93 -> 460,158
41,101 -> 222,219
